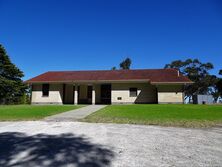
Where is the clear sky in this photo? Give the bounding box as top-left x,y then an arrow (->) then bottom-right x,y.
1,0 -> 222,80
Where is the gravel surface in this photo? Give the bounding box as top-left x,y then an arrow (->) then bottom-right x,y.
0,121 -> 221,167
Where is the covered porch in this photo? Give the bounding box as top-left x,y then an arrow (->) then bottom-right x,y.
62,83 -> 111,105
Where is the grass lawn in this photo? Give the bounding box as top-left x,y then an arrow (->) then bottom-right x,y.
0,105 -> 84,121
83,104 -> 222,128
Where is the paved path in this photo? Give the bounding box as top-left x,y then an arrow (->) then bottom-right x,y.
44,105 -> 106,121
0,121 -> 221,167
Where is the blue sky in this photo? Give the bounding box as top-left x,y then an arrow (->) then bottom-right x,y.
0,0 -> 222,80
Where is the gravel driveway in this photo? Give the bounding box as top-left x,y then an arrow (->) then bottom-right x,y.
0,121 -> 221,167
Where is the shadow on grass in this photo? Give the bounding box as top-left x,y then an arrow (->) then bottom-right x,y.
0,132 -> 115,167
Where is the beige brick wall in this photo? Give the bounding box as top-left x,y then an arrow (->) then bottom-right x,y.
111,83 -> 157,104
158,92 -> 183,103
157,85 -> 184,104
31,83 -> 185,104
31,84 -> 63,104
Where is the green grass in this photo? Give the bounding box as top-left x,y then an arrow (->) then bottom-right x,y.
83,104 -> 222,128
0,105 -> 84,121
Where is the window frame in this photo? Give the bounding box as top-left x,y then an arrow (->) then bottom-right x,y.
42,84 -> 49,97
129,88 -> 138,97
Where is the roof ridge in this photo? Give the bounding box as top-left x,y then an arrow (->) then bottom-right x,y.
46,68 -> 177,73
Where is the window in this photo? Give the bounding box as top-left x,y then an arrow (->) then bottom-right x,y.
42,84 -> 49,97
117,97 -> 122,100
129,88 -> 137,97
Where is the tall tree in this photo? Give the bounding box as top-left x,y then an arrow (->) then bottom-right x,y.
0,44 -> 26,104
164,59 -> 215,100
119,58 -> 132,69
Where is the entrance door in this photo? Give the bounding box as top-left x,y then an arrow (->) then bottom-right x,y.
101,84 -> 111,104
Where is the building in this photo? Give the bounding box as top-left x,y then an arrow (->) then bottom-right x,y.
25,69 -> 192,105
192,95 -> 214,104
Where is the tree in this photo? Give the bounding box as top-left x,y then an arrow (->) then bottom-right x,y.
164,59 -> 215,101
0,44 -> 27,104
219,69 -> 222,75
111,66 -> 116,70
119,58 -> 132,69
164,60 -> 185,72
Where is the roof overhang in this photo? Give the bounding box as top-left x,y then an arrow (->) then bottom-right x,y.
151,81 -> 194,85
25,80 -> 193,85
25,79 -> 151,84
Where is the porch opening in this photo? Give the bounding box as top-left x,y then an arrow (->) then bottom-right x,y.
63,84 -> 74,104
101,84 -> 111,104
78,85 -> 93,104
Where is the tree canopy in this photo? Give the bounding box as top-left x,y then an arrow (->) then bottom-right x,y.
119,58 -> 131,69
0,44 -> 27,104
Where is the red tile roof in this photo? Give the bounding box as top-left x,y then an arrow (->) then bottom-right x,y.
25,69 -> 192,84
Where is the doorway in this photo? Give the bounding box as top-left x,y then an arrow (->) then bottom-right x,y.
78,85 -> 93,104
101,84 -> 111,104
63,84 -> 74,104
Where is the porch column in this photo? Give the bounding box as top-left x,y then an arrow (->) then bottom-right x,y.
92,85 -> 96,105
74,84 -> 78,105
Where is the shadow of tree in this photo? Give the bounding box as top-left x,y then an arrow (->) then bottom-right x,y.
0,132 -> 115,167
